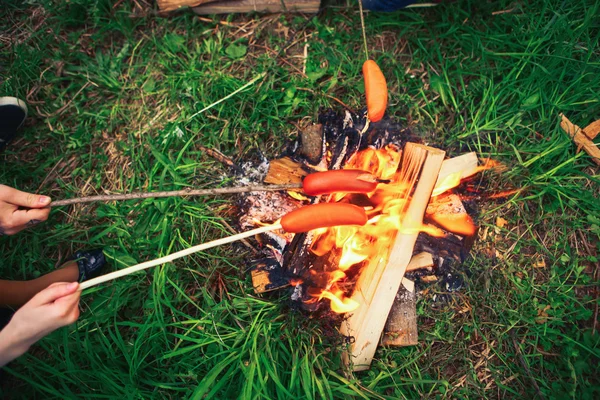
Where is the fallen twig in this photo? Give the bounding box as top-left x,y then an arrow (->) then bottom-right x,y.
510,331 -> 546,400
198,145 -> 235,167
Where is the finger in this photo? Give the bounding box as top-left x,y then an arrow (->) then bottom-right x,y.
31,282 -> 79,305
0,185 -> 51,209
55,291 -> 81,306
54,293 -> 81,325
8,208 -> 50,233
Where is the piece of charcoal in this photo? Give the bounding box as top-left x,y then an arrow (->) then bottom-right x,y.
441,272 -> 465,292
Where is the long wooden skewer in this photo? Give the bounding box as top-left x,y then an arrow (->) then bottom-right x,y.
80,223 -> 283,290
51,184 -> 302,207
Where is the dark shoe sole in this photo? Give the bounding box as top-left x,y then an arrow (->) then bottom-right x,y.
72,249 -> 107,282
0,97 -> 27,152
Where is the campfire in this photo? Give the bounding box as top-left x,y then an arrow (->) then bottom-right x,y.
236,105 -> 502,371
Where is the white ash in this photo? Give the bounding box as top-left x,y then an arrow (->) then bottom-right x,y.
235,157 -> 270,186
343,110 -> 354,130
291,284 -> 303,301
238,191 -> 301,230
263,231 -> 288,253
267,246 -> 284,266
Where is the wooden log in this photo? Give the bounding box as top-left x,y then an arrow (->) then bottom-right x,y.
340,143 -> 445,371
251,264 -> 290,293
299,123 -> 326,166
583,119 -> 600,140
425,193 -> 476,237
381,278 -> 417,346
264,157 -> 308,185
193,0 -> 320,14
406,251 -> 434,272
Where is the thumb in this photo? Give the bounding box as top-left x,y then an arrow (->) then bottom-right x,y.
32,282 -> 80,305
0,185 -> 51,208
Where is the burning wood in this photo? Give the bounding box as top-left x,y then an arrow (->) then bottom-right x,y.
339,143 -> 446,371
426,193 -> 477,237
263,157 -> 309,185
234,107 -> 492,372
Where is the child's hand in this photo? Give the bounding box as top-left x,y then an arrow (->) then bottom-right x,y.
0,282 -> 81,366
0,184 -> 51,235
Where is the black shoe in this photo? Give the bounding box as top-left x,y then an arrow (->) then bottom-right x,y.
0,97 -> 28,152
72,249 -> 107,282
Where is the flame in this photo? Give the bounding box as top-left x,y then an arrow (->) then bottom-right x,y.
428,213 -> 477,236
288,190 -> 310,201
290,278 -> 303,286
308,145 -> 412,313
414,224 -> 447,237
319,290 -> 360,313
432,172 -> 461,197
303,145 -> 480,313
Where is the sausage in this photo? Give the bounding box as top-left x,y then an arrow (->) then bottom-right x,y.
363,60 -> 388,123
281,203 -> 368,233
302,170 -> 378,196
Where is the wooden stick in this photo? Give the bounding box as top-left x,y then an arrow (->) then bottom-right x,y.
192,0 -> 321,15
50,184 -> 302,207
559,113 -> 600,166
340,143 -> 445,371
80,224 -> 282,290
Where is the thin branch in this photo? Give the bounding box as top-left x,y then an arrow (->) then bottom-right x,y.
51,183 -> 303,207
80,224 -> 283,290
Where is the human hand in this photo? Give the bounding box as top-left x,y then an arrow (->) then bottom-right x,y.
0,282 -> 80,366
0,184 -> 51,235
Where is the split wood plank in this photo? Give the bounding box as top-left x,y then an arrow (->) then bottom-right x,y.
405,251 -> 434,272
193,0 -> 320,14
425,193 -> 476,237
433,152 -> 478,195
340,143 -> 446,371
264,157 -> 308,185
559,114 -> 600,166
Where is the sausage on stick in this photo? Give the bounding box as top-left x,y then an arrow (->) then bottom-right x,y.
80,203 -> 368,290
51,170 -> 379,207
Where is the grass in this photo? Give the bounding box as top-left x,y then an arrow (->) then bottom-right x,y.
1,0 -> 599,398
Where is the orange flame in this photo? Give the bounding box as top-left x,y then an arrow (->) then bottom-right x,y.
432,172 -> 461,197
318,290 -> 360,313
305,145 -> 481,313
308,145 -> 414,313
427,213 -> 477,236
